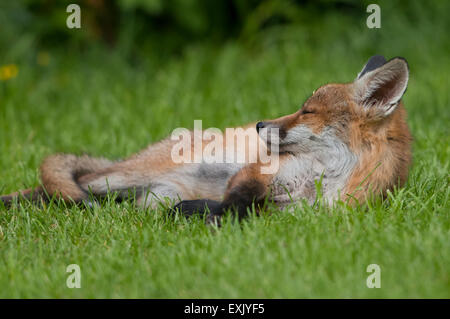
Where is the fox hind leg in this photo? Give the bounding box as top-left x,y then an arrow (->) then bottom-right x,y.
78,170 -> 184,210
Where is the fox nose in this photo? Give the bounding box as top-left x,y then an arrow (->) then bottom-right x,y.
256,122 -> 265,133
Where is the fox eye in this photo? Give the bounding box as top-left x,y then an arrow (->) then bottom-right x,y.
301,109 -> 314,115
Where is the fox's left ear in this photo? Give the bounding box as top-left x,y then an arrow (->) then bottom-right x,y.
353,56 -> 409,117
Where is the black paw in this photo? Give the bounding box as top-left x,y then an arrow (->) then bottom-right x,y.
172,199 -> 222,218
205,213 -> 222,227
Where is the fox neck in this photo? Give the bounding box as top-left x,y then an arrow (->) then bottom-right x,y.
271,127 -> 358,206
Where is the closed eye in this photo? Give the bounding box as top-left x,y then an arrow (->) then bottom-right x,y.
301,109 -> 314,115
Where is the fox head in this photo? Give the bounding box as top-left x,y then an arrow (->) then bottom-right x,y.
258,56 -> 412,202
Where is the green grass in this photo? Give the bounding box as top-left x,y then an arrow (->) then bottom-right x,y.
0,1 -> 449,298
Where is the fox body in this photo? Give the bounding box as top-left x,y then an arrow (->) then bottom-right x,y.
1,56 -> 412,221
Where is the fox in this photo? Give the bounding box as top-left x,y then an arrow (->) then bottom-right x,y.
0,55 -> 412,223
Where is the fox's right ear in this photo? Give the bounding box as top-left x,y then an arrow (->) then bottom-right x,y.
356,55 -> 387,79
353,56 -> 409,118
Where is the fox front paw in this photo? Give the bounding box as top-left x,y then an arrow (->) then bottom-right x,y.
172,199 -> 223,218
205,213 -> 222,227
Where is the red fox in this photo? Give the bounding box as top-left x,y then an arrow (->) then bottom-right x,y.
1,56 -> 412,223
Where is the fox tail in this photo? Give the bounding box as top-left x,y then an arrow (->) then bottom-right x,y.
0,154 -> 114,207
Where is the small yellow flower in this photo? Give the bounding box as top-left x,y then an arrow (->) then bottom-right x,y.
0,64 -> 18,81
37,51 -> 50,66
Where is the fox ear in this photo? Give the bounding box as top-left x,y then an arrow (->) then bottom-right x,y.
357,55 -> 387,79
354,57 -> 409,117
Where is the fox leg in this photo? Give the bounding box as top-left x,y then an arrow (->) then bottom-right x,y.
76,168 -> 166,207
75,150 -> 186,209
136,182 -> 184,209
173,161 -> 276,223
76,164 -> 191,209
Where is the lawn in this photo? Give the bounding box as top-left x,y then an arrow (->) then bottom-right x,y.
0,1 -> 448,298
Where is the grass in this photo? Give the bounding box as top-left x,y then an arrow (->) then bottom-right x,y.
0,1 -> 449,298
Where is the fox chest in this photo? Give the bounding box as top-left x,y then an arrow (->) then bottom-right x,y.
270,158 -> 318,206
269,149 -> 358,206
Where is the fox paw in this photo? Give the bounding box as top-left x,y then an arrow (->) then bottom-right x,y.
205,213 -> 222,227
172,199 -> 223,218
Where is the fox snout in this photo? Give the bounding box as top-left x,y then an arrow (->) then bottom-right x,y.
258,120 -> 327,154
256,121 -> 286,149
255,121 -> 264,133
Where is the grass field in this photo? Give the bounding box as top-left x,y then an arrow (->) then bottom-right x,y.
0,2 -> 449,298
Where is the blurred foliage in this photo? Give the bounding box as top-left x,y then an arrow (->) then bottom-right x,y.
0,0 -> 449,65
0,0 -> 364,57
